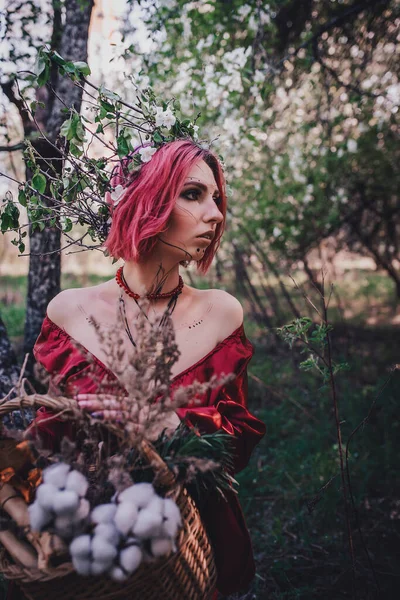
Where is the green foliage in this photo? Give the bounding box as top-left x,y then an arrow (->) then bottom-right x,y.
1,48 -> 203,254
1,304 -> 26,338
238,333 -> 400,597
124,0 -> 399,284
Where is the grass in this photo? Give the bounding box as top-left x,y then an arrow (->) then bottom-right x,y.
1,269 -> 399,598
236,321 -> 400,599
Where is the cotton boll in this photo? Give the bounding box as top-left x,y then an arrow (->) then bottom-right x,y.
43,463 -> 71,488
66,470 -> 89,498
163,498 -> 182,526
160,498 -> 182,538
118,483 -> 155,509
133,503 -> 163,539
147,495 -> 164,513
72,555 -> 91,576
69,534 -> 92,559
53,490 -> 80,516
91,503 -> 117,524
114,502 -> 138,536
36,483 -> 58,512
94,523 -> 120,547
28,502 -> 52,532
91,535 -> 118,564
119,545 -> 142,574
54,514 -> 75,538
90,560 -> 110,576
110,566 -> 128,582
73,498 -> 90,523
150,537 -> 174,557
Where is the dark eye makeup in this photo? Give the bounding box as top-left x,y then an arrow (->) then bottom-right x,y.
182,189 -> 201,201
181,188 -> 222,204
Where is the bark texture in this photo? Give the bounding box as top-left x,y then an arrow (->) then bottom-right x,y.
46,0 -> 94,138
22,0 -> 94,377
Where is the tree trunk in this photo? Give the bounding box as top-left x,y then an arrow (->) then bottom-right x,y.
22,0 -> 94,377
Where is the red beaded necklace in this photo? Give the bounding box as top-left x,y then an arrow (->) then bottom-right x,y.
115,266 -> 184,300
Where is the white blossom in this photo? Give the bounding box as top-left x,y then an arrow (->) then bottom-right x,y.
138,146 -> 157,163
154,106 -> 165,127
163,108 -> 176,128
273,227 -> 282,238
250,85 -> 259,97
387,83 -> 400,106
347,139 -> 358,153
110,185 -> 126,206
237,4 -> 252,19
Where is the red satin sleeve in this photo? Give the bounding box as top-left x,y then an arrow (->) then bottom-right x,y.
173,324 -> 266,473
33,315 -> 117,397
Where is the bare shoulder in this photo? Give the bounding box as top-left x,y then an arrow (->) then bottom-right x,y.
197,288 -> 243,342
46,287 -> 92,328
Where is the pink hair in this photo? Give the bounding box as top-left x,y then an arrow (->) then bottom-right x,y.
104,139 -> 227,273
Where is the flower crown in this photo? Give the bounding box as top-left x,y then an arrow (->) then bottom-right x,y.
6,52 -> 222,251
101,90 -> 207,207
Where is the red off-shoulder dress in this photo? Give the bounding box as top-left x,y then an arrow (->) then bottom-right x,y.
31,315 -> 266,597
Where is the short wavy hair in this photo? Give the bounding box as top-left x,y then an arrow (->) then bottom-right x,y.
104,139 -> 227,273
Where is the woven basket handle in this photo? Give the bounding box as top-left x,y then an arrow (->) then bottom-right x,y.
0,394 -> 79,419
138,438 -> 176,489
0,395 -> 176,490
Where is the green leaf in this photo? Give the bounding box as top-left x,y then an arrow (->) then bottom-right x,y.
60,118 -> 73,139
62,218 -> 73,233
50,51 -> 66,66
74,117 -> 85,143
35,49 -> 51,87
73,61 -> 91,76
99,99 -> 115,114
99,85 -> 121,102
0,214 -> 10,232
18,189 -> 27,207
32,173 -> 46,194
69,143 -> 83,158
18,242 -> 25,254
153,131 -> 163,144
117,134 -> 130,158
37,63 -> 50,87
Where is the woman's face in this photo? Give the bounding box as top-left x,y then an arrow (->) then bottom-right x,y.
160,159 -> 224,263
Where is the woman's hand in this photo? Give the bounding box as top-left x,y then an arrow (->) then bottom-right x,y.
76,393 -> 129,421
76,394 -> 181,440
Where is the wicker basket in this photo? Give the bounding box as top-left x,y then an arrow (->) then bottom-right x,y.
0,395 -> 217,600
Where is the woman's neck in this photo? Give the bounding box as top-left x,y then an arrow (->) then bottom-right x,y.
121,255 -> 181,298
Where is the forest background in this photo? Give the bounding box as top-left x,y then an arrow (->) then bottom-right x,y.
0,0 -> 399,598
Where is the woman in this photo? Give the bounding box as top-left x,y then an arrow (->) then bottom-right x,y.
31,139 -> 266,598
